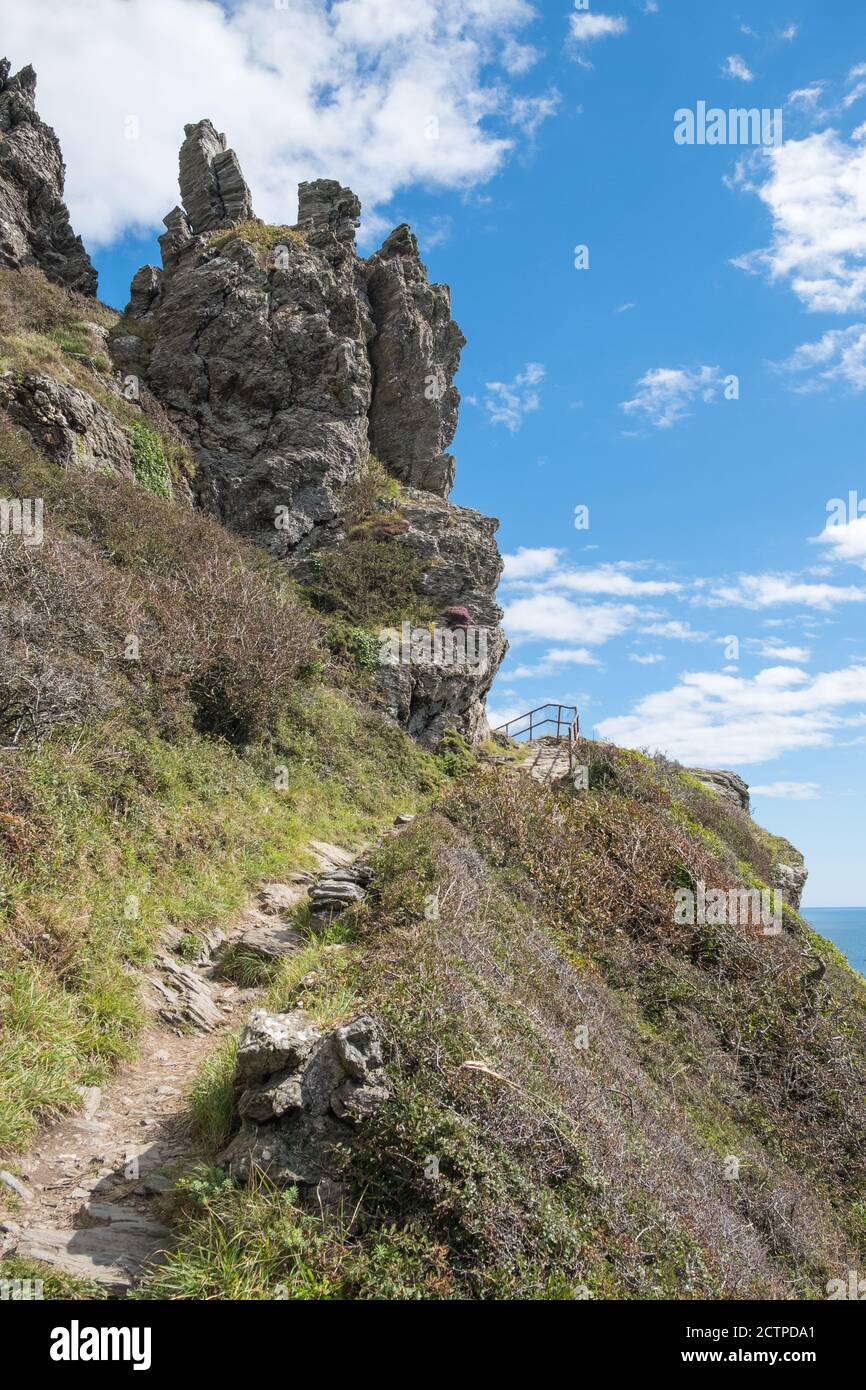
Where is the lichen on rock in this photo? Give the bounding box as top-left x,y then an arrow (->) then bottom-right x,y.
221,1009 -> 389,1197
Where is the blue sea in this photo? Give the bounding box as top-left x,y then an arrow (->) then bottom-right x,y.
803,908 -> 866,978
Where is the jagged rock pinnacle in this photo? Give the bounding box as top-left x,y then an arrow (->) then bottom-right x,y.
0,58 -> 96,295
109,118 -> 506,745
178,119 -> 255,234
296,180 -> 361,242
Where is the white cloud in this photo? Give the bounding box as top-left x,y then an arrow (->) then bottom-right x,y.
749,638 -> 812,662
750,781 -> 820,799
484,362 -> 545,431
509,647 -> 602,677
621,365 -> 726,428
708,573 -> 866,610
501,36 -> 540,75
502,594 -> 640,645
787,83 -> 825,110
816,516 -> 866,569
645,620 -> 710,641
569,13 -> 628,43
732,129 -> 866,313
501,546 -> 563,580
779,23 -> 799,42
552,567 -> 681,598
722,54 -> 754,82
503,560 -> 683,599
596,664 -> 866,765
509,90 -> 562,138
3,0 -> 548,248
629,652 -> 664,664
778,324 -> 866,392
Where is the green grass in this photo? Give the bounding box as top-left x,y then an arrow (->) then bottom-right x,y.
140,753 -> 866,1301
209,222 -> 306,257
129,420 -> 173,499
0,687 -> 443,1153
188,1039 -> 238,1155
0,1255 -> 108,1301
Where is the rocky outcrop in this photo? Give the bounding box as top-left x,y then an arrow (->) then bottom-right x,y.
110,121 -> 506,745
0,372 -> 135,476
690,766 -> 808,909
772,844 -> 808,913
690,768 -> 750,813
220,1009 -> 389,1198
365,224 -> 465,496
177,119 -> 255,235
0,60 -> 96,295
297,179 -> 360,241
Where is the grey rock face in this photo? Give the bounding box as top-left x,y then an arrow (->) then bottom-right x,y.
235,1009 -> 321,1081
178,120 -> 255,234
110,121 -> 507,746
378,623 -> 506,748
297,179 -> 361,241
0,60 -> 96,295
399,489 -> 504,628
110,211 -> 373,553
366,225 -> 465,497
689,768 -> 808,909
221,1009 -> 389,1191
333,1015 -> 384,1081
690,768 -> 751,813
772,850 -> 808,912
0,372 -> 135,476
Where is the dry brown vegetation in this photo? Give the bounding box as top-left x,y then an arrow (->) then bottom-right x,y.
148,747 -> 866,1299
0,446 -> 322,745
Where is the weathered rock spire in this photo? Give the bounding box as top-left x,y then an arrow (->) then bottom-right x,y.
109,118 -> 506,746
177,119 -> 255,234
0,58 -> 96,295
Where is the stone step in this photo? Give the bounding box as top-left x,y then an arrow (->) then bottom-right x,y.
9,1204 -> 171,1292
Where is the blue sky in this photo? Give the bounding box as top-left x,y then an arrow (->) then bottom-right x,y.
7,0 -> 866,903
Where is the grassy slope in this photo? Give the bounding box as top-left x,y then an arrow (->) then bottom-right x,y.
0,271 -> 448,1152
141,743 -> 866,1301
3,266 -> 864,1301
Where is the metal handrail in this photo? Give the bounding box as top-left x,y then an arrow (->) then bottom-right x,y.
494,703 -> 580,766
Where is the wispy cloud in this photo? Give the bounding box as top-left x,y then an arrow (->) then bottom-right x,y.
2,0 -> 553,248
597,665 -> 866,765
510,90 -> 561,139
509,647 -> 602,677
750,781 -> 820,799
778,325 -> 866,393
484,363 -> 545,432
708,574 -> 866,610
621,365 -> 726,429
503,594 -> 641,645
722,54 -> 754,82
568,10 -> 628,67
816,516 -> 866,570
501,547 -> 563,580
749,638 -> 812,662
569,13 -> 628,43
501,37 -> 540,76
786,83 -> 826,110
732,128 -> 866,313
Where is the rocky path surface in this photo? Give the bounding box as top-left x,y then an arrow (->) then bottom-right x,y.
520,736 -> 573,786
0,840 -> 358,1295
